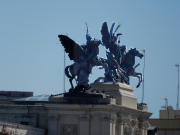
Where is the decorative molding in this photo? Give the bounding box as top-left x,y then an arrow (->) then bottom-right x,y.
122,119 -> 140,135
101,115 -> 111,121
101,115 -> 117,123
117,117 -> 122,123
110,116 -> 117,123
131,119 -> 139,128
126,118 -> 131,125
117,117 -> 128,124
122,118 -> 128,124
139,122 -> 149,129
48,115 -> 56,120
134,127 -> 140,135
61,125 -> 77,135
133,120 -> 140,135
48,115 -> 59,121
144,122 -> 149,129
79,115 -> 91,121
124,125 -> 133,135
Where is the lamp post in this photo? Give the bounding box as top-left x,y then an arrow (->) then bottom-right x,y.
176,63 -> 179,110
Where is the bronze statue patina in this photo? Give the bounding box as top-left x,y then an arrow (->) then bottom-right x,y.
100,22 -> 143,88
58,25 -> 103,93
58,22 -> 144,95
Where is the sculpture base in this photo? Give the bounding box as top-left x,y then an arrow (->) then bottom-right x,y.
45,101 -> 152,135
49,85 -> 115,104
56,85 -> 111,99
138,103 -> 148,111
90,82 -> 137,109
46,83 -> 152,135
49,96 -> 116,105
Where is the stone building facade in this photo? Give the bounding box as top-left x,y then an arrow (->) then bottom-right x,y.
149,106 -> 180,135
0,83 -> 152,135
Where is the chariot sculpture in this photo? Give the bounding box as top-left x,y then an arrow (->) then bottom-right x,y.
58,22 -> 144,94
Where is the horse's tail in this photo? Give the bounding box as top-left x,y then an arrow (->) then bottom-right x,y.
65,65 -> 72,78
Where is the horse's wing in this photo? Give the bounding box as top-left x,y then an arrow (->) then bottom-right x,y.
101,22 -> 111,49
58,35 -> 89,63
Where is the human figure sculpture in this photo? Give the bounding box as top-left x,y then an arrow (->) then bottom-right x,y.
101,22 -> 123,65
101,22 -> 144,87
59,26 -> 102,91
105,52 -> 121,82
120,45 -> 127,64
94,51 -> 127,83
59,22 -> 144,92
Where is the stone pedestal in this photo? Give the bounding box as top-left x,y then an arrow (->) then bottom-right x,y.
138,104 -> 148,111
49,96 -> 116,105
90,82 -> 137,109
45,82 -> 152,135
45,103 -> 152,135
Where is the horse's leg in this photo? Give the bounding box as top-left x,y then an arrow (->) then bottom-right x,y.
69,65 -> 76,90
135,72 -> 142,82
124,75 -> 130,85
132,72 -> 141,88
69,77 -> 74,90
75,77 -> 78,85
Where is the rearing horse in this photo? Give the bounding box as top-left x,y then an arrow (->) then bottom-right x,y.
120,48 -> 143,88
63,38 -> 102,90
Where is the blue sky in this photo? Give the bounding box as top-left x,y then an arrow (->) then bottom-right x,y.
0,1 -> 180,118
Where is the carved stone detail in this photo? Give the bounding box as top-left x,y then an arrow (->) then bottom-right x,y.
101,115 -> 111,121
48,115 -> 57,121
131,119 -> 137,127
123,119 -> 139,135
133,120 -> 140,135
124,125 -> 133,135
61,125 -> 77,135
139,122 -> 143,128
110,116 -> 117,123
134,127 -> 140,135
79,115 -> 91,121
117,117 -> 123,123
139,122 -> 149,129
48,115 -> 60,121
101,115 -> 117,123
126,119 -> 131,125
122,117 -> 127,124
144,122 -> 149,129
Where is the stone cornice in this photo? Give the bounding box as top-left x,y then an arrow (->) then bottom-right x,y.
45,103 -> 121,112
101,115 -> 117,123
79,114 -> 91,121
139,122 -> 149,129
139,111 -> 153,122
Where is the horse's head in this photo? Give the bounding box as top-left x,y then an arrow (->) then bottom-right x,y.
93,39 -> 102,46
131,48 -> 143,59
86,39 -> 102,54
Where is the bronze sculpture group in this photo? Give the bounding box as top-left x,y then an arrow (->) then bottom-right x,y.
58,22 -> 144,93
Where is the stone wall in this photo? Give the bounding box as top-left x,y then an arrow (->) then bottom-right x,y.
0,104 -> 48,129
0,120 -> 45,135
0,83 -> 152,135
45,103 -> 152,135
149,119 -> 180,135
